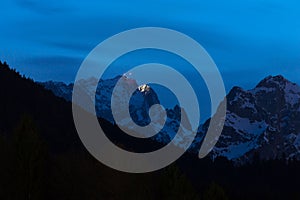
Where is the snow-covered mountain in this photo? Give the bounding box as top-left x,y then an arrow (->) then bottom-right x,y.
40,80 -> 73,102
204,75 -> 300,163
40,75 -> 300,163
39,76 -> 187,144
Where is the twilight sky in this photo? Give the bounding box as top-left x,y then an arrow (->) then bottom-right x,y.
0,0 -> 300,92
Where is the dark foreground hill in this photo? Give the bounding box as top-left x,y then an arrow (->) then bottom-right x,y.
0,61 -> 81,152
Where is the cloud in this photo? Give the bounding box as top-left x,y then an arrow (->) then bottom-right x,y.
1,0 -> 300,86
14,0 -> 69,14
19,55 -> 82,82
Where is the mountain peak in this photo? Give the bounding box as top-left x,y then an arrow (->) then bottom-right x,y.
138,84 -> 151,93
255,75 -> 290,89
200,74 -> 300,162
252,75 -> 300,105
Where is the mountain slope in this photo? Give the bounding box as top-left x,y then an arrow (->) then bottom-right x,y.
207,75 -> 300,162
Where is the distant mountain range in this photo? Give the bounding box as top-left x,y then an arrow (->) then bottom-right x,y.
40,74 -> 300,163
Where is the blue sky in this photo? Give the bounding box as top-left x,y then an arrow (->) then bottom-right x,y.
0,0 -> 300,92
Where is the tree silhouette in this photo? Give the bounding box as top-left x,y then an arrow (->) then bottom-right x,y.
158,165 -> 199,200
11,115 -> 47,200
203,182 -> 229,200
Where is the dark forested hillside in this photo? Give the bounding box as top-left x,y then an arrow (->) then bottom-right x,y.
0,61 -> 81,152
